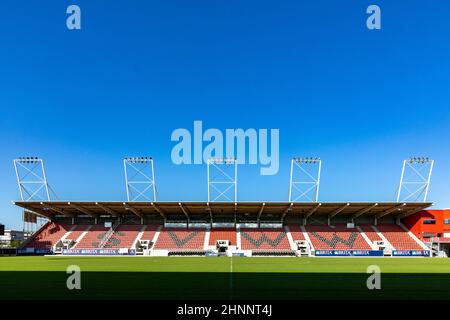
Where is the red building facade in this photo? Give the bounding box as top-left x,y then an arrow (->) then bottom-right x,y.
403,209 -> 450,241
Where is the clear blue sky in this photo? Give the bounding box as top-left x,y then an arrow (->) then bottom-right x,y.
1,1 -> 450,229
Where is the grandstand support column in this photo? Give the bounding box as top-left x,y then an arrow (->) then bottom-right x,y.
150,202 -> 166,221
396,157 -> 434,203
124,202 -> 143,218
328,203 -> 350,225
376,203 -> 406,222
96,202 -> 120,217
280,203 -> 293,225
303,203 -> 321,225
396,204 -> 432,220
352,203 -> 378,221
179,203 -> 190,225
257,203 -> 266,227
289,157 -> 321,202
374,216 -> 377,226
68,202 -> 98,219
206,203 -> 213,226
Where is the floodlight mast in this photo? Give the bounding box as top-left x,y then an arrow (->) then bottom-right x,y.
288,157 -> 322,202
207,157 -> 237,202
396,157 -> 434,203
13,157 -> 51,202
123,157 -> 157,202
13,157 -> 52,233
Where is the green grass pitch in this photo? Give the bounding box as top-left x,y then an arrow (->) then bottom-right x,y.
1,256 -> 450,300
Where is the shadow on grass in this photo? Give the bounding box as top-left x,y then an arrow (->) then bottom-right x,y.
1,272 -> 450,300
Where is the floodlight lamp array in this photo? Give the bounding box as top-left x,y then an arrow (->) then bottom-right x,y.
16,157 -> 40,164
408,157 -> 432,164
124,157 -> 152,163
293,157 -> 320,164
208,157 -> 236,164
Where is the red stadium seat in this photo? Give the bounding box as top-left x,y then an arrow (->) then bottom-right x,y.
305,224 -> 371,250
73,225 -> 109,249
154,228 -> 206,250
287,225 -> 305,241
103,225 -> 143,249
240,228 -> 290,250
376,224 -> 423,250
25,222 -> 70,249
209,228 -> 236,246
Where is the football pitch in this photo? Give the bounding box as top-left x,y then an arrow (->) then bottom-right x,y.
1,256 -> 450,300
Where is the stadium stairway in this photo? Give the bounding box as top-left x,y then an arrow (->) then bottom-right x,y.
59,225 -> 77,242
103,225 -> 143,249
284,225 -> 298,250
131,225 -> 148,249
355,226 -> 377,250
375,224 -> 425,250
203,228 -> 210,250
208,228 -> 237,248
73,225 -> 109,249
285,225 -> 305,250
236,228 -> 242,249
398,222 -> 429,250
300,225 -> 315,251
24,222 -> 71,250
64,225 -> 90,243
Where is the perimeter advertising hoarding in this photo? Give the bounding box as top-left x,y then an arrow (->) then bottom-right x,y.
392,250 -> 431,256
314,250 -> 384,257
62,249 -> 136,256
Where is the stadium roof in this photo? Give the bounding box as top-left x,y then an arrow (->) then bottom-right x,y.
13,201 -> 432,221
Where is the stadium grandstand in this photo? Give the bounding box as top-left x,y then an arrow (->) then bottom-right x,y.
12,156 -> 449,257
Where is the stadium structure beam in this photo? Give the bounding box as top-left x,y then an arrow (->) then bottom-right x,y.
95,202 -> 120,217
280,203 -> 293,223
352,203 -> 378,219
376,203 -> 406,219
257,203 -> 266,227
303,203 -> 321,225
68,202 -> 97,218
14,203 -> 54,220
178,203 -> 190,224
396,204 -> 431,220
206,202 -> 213,225
329,203 -> 350,219
123,203 -> 143,219
151,202 -> 166,221
41,202 -> 68,216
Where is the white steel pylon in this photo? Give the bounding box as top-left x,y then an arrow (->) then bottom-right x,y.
13,157 -> 50,202
124,157 -> 157,201
289,157 -> 322,202
13,157 -> 54,233
397,157 -> 434,202
207,157 -> 237,202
